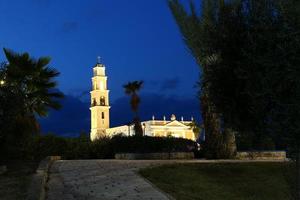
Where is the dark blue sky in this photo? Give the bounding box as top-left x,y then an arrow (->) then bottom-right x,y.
0,0 -> 201,136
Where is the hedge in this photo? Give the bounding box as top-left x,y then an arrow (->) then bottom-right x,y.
19,134 -> 198,160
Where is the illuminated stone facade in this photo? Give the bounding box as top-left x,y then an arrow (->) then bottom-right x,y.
106,115 -> 196,141
90,59 -> 195,141
90,58 -> 110,140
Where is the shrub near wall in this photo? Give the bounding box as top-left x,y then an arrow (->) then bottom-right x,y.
22,134 -> 92,160
90,137 -> 114,159
111,135 -> 197,154
22,134 -> 68,161
21,134 -> 197,160
63,136 -> 91,159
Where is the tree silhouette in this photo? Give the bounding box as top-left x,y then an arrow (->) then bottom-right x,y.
2,48 -> 63,134
123,81 -> 144,136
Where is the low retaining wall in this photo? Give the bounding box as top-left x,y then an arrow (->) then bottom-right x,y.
115,152 -> 194,160
236,151 -> 286,160
27,156 -> 61,200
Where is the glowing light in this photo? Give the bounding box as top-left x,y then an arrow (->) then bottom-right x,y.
0,80 -> 5,85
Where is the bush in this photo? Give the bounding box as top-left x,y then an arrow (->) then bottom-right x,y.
20,134 -> 198,161
63,135 -> 91,159
111,135 -> 197,153
90,137 -> 114,159
22,134 -> 67,161
236,133 -> 276,151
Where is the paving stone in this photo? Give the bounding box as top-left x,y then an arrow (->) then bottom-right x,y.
46,160 -> 175,200
46,159 -> 281,200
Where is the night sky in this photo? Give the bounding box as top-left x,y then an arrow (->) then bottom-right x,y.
0,0 -> 201,137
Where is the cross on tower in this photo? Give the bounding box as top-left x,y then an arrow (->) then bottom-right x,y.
97,56 -> 101,64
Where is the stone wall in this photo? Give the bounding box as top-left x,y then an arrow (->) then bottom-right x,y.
115,152 -> 194,160
236,151 -> 286,160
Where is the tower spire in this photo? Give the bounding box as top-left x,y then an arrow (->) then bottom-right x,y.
97,56 -> 101,64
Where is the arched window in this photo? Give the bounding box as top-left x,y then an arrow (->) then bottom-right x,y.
92,98 -> 96,106
100,96 -> 105,106
102,112 -> 105,119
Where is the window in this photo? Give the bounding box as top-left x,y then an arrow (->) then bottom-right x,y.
92,98 -> 96,106
100,96 -> 105,106
102,112 -> 105,119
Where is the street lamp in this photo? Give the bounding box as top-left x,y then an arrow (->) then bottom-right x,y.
0,80 -> 5,86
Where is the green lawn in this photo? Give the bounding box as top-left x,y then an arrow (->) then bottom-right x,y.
139,162 -> 295,200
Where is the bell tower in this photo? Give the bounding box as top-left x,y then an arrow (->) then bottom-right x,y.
90,57 -> 110,140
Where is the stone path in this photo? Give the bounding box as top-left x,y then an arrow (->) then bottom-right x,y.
46,160 -> 177,200
46,159 -> 286,200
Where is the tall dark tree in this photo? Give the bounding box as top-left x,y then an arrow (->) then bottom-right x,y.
3,48 -> 63,117
0,69 -> 24,158
123,81 -> 144,136
169,0 -> 237,158
0,48 -> 63,156
169,0 -> 300,198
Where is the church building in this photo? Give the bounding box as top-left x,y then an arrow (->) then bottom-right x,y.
90,59 -> 196,141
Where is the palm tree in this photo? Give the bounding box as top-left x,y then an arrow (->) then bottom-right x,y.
2,48 -> 63,134
168,0 -> 237,159
123,80 -> 143,136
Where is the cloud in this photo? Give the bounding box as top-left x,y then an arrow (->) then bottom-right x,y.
111,93 -> 201,126
143,77 -> 181,93
39,94 -> 90,137
160,77 -> 180,91
68,89 -> 90,102
62,21 -> 79,33
39,93 -> 201,137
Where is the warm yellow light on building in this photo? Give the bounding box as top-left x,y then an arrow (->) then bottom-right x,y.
90,57 -> 111,141
89,57 -> 196,141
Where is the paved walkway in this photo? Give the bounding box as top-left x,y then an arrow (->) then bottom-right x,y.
46,159 -> 286,200
46,160 -> 178,200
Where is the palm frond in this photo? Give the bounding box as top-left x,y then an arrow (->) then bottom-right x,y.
3,48 -> 64,119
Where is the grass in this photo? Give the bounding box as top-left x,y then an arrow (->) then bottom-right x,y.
0,161 -> 38,200
139,162 -> 295,200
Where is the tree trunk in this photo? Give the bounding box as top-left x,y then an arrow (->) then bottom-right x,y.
133,116 -> 143,136
223,128 -> 237,159
201,92 -> 223,159
297,149 -> 300,200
